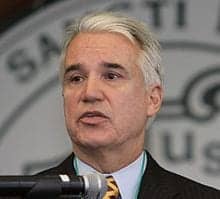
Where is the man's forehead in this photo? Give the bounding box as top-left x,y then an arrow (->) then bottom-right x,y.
67,32 -> 138,51
64,32 -> 142,77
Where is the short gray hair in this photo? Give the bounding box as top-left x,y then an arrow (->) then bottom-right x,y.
60,11 -> 163,87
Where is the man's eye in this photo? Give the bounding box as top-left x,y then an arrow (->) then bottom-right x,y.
72,75 -> 84,82
65,75 -> 84,84
104,72 -> 121,80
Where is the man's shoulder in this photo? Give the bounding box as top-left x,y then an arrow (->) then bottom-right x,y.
161,166 -> 220,197
142,152 -> 220,199
37,153 -> 75,176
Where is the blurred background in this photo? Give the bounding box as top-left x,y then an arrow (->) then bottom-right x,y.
0,0 -> 219,189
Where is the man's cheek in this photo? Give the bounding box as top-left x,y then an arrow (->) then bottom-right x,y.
65,101 -> 75,114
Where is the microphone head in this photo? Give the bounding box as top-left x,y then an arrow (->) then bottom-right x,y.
82,173 -> 107,199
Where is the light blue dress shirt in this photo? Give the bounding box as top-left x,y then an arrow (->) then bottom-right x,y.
73,151 -> 147,199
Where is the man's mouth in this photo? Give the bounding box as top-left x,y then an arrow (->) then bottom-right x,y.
79,111 -> 109,125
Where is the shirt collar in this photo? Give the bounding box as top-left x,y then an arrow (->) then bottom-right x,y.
74,151 -> 147,199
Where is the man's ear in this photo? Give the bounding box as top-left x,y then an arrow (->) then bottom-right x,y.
145,84 -> 163,117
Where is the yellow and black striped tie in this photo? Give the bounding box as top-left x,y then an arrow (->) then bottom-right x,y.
103,176 -> 121,199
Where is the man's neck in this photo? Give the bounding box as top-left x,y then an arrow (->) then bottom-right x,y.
73,142 -> 144,173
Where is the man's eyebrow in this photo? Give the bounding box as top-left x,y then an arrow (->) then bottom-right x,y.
64,64 -> 81,75
102,62 -> 125,71
64,62 -> 127,75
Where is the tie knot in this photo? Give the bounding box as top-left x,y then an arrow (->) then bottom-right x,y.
103,176 -> 120,199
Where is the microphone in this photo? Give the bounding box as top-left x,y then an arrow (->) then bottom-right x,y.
0,173 -> 107,199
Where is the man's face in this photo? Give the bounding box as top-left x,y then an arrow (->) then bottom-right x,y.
63,32 -> 161,150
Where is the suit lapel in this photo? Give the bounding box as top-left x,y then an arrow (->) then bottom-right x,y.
137,152 -> 180,199
59,153 -> 76,175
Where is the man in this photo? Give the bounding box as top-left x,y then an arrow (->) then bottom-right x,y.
39,12 -> 219,199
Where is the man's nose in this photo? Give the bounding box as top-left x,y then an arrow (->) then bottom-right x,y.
81,77 -> 104,103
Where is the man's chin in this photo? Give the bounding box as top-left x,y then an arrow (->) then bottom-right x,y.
74,138 -> 116,150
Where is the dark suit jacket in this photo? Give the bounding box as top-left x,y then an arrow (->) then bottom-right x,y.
37,151 -> 220,199
1,152 -> 220,198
